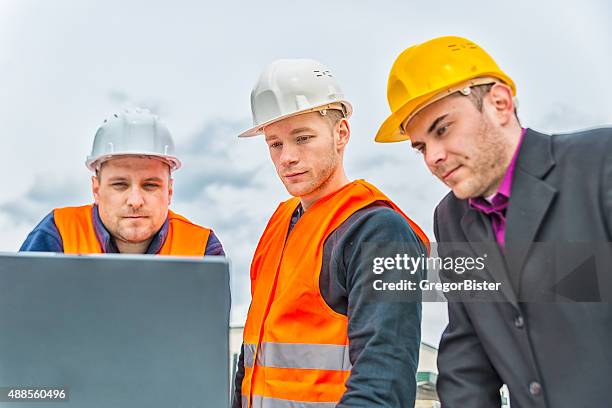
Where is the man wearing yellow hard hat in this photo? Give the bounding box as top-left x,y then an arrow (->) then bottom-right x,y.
377,36 -> 612,407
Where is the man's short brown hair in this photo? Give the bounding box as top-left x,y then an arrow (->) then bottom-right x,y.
465,83 -> 520,121
322,109 -> 346,128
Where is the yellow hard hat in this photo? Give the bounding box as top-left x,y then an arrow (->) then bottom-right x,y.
375,36 -> 516,143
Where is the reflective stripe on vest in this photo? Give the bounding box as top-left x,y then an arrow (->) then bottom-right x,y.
241,180 -> 429,407
243,395 -> 337,408
243,342 -> 351,371
53,204 -> 211,255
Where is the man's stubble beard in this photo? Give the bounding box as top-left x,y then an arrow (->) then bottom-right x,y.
468,116 -> 512,198
291,137 -> 339,199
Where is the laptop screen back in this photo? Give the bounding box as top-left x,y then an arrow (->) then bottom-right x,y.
0,253 -> 230,408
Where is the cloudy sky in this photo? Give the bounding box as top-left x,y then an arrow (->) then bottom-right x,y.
1,0 -> 610,345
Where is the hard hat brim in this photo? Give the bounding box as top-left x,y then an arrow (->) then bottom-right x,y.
86,153 -> 181,172
375,93 -> 434,143
238,101 -> 353,138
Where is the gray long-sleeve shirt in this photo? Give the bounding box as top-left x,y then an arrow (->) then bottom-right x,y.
233,202 -> 424,407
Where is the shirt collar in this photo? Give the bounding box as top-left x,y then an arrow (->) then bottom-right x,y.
91,204 -> 170,254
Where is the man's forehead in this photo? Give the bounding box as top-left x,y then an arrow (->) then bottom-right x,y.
264,112 -> 325,138
406,95 -> 466,135
98,156 -> 171,177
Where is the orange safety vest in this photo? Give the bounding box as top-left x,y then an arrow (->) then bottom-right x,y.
241,180 -> 429,407
53,204 -> 211,256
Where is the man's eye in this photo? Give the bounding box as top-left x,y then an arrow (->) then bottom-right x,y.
436,124 -> 449,136
144,184 -> 159,189
269,142 -> 282,149
296,135 -> 312,143
112,183 -> 128,188
413,145 -> 425,155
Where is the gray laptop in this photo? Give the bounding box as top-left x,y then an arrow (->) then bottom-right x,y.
0,253 -> 230,408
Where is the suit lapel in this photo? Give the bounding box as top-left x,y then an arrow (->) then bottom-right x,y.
461,208 -> 518,307
504,129 -> 557,280
505,168 -> 557,279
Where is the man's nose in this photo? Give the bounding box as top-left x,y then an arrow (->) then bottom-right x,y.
279,143 -> 299,168
126,187 -> 145,209
425,143 -> 447,168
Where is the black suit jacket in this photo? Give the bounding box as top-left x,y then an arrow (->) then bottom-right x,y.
434,128 -> 612,407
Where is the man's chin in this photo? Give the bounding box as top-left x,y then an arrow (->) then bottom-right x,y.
451,181 -> 481,200
450,187 -> 466,200
283,181 -> 315,198
117,228 -> 155,244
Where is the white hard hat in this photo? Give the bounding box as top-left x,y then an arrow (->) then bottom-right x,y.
238,59 -> 353,137
86,108 -> 181,172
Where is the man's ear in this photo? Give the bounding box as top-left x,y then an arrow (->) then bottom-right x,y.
487,83 -> 516,126
92,175 -> 100,204
168,177 -> 174,206
335,118 -> 350,151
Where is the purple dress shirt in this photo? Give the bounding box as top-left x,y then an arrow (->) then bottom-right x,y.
469,128 -> 526,247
